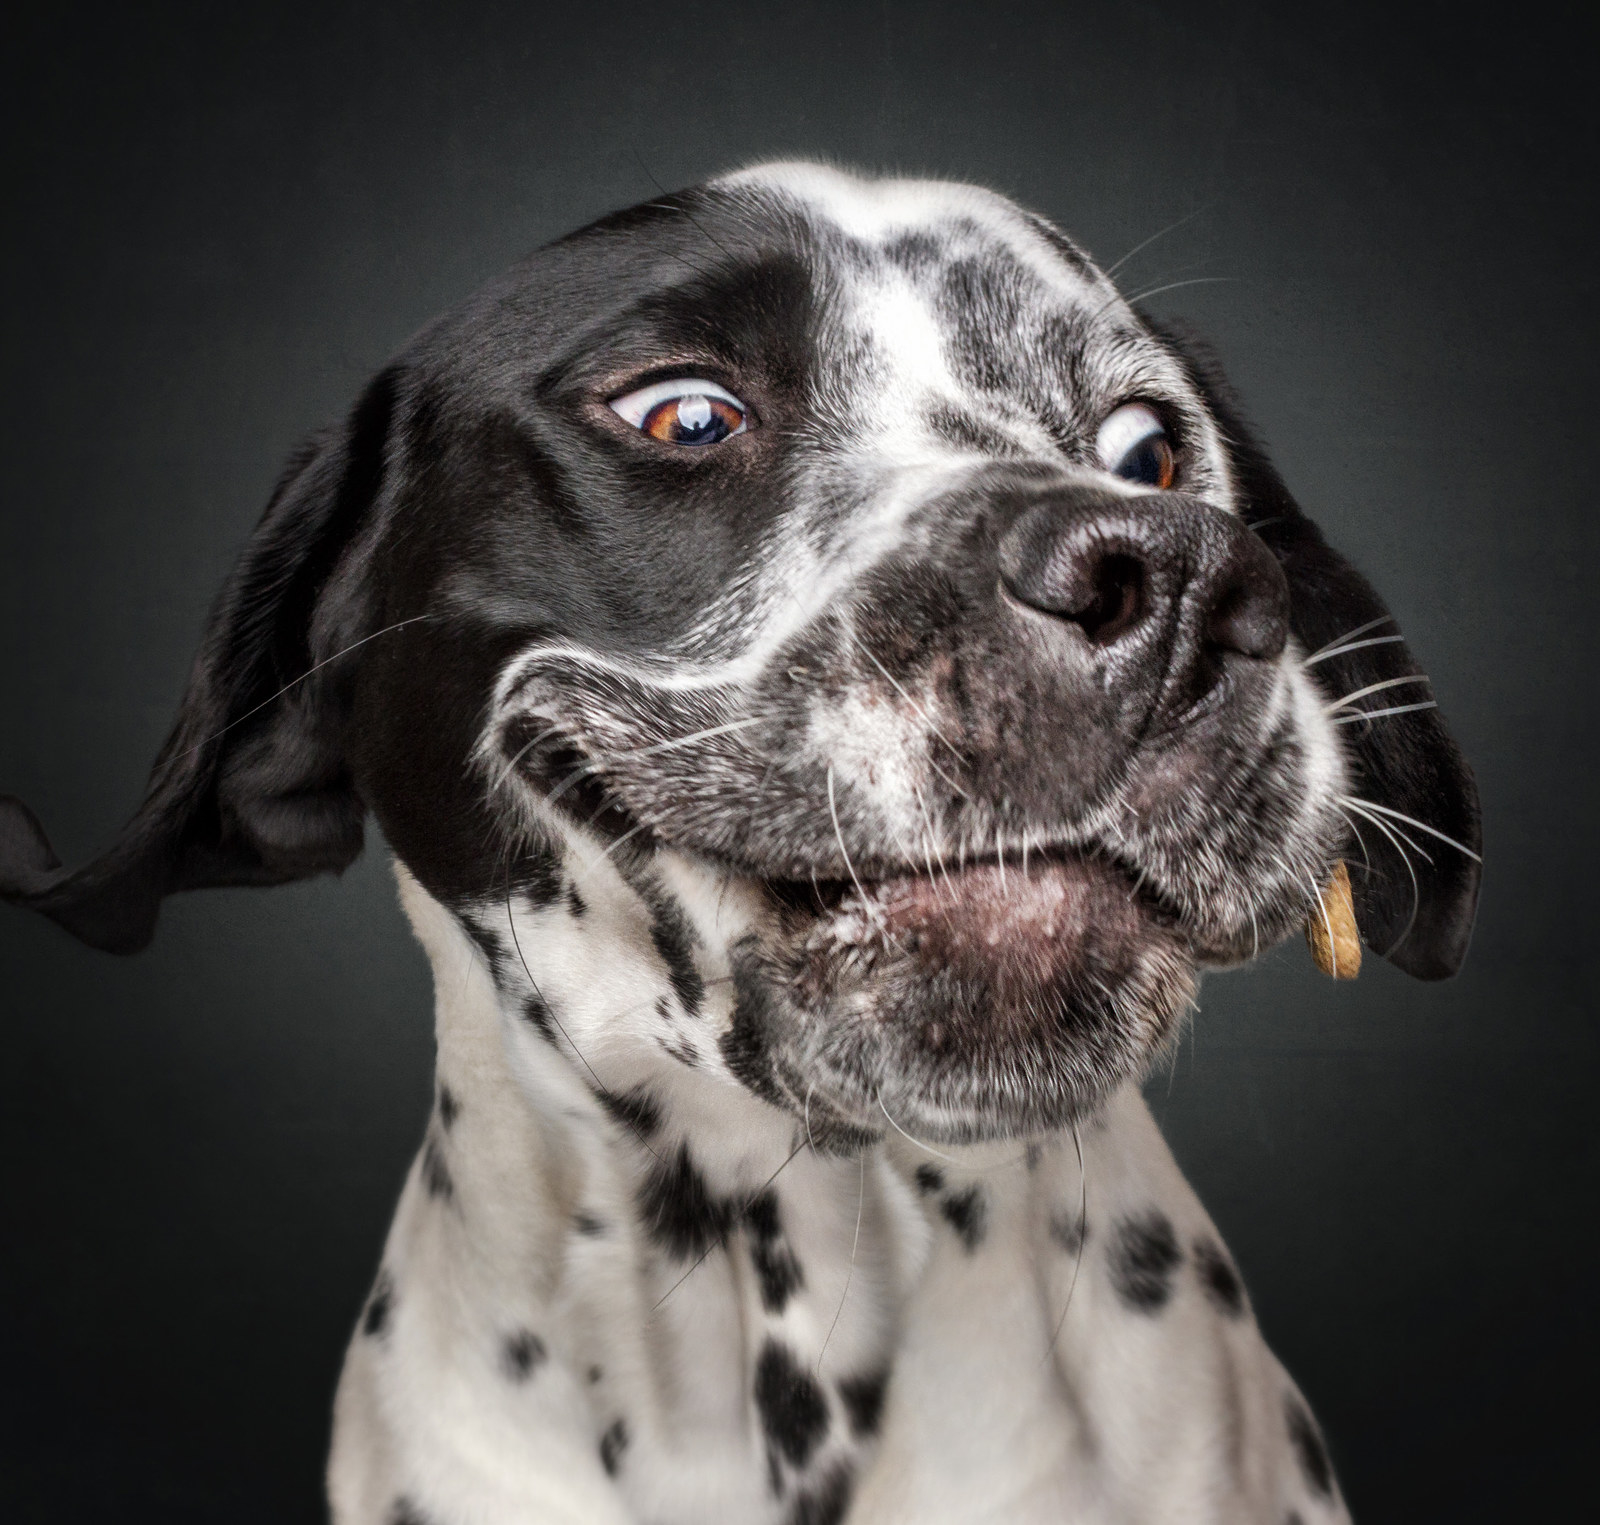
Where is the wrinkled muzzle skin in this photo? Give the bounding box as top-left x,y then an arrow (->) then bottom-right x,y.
0,163 -> 1479,1146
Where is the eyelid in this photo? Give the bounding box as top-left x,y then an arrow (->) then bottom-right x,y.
609,377 -> 747,429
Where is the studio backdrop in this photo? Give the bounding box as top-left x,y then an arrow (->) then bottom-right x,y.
1,3 -> 1593,1521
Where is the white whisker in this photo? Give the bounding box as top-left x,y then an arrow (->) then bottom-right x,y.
1332,701 -> 1439,726
1341,796 -> 1480,862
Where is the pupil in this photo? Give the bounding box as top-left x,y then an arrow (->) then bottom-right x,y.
1119,436 -> 1165,484
676,394 -> 714,433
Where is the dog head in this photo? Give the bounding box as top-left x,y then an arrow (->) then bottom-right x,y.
0,164 -> 1480,1143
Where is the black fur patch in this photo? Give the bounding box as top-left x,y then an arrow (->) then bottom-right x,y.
599,1416 -> 630,1477
789,1462 -> 853,1525
940,1185 -> 987,1251
500,1329 -> 548,1381
836,1370 -> 888,1438
1285,1397 -> 1334,1497
363,1270 -> 394,1338
1108,1211 -> 1181,1312
521,989 -> 558,1042
643,886 -> 704,1015
436,1082 -> 460,1130
389,1498 -> 435,1525
913,1163 -> 944,1195
566,883 -> 587,918
1048,1210 -> 1087,1256
588,1365 -> 603,1384
755,1340 -> 831,1469
1193,1237 -> 1246,1317
573,1211 -> 607,1236
637,1144 -> 733,1260
597,1085 -> 661,1139
1024,1143 -> 1043,1171
459,917 -> 508,984
745,1190 -> 805,1313
420,1134 -> 455,1203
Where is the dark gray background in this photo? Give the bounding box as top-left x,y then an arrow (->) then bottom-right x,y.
2,2 -> 1593,1519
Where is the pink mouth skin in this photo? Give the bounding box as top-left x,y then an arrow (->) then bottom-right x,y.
800,853 -> 1183,1012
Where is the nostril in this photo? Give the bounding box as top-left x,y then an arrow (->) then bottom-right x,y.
1076,552 -> 1145,645
1205,570 -> 1289,660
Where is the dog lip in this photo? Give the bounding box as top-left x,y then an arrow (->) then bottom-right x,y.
763,842 -> 1183,931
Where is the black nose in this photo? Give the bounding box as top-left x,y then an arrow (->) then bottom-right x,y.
997,485 -> 1289,667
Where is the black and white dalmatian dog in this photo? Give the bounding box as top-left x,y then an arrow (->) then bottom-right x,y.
1,163 -> 1480,1523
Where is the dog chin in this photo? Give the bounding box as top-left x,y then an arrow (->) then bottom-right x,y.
745,853 -> 1196,1144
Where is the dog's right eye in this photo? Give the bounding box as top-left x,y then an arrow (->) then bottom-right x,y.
609,379 -> 750,447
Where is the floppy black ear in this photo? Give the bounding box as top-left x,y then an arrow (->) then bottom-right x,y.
0,367 -> 401,954
1151,322 -> 1482,979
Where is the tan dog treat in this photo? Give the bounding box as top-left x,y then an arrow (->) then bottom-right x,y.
1306,859 -> 1361,979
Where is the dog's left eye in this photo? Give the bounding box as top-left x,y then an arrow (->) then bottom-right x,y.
1096,402 -> 1176,489
609,379 -> 749,447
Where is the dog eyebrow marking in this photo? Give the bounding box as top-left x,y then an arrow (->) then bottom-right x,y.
1108,1210 -> 1182,1312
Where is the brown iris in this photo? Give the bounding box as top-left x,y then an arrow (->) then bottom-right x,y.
640,392 -> 745,446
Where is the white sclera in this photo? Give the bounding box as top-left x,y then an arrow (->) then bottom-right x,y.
609,377 -> 748,432
1094,402 -> 1165,474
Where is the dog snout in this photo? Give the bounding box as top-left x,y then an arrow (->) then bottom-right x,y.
996,486 -> 1289,671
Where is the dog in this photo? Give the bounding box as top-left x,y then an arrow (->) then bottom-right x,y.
1,162 -> 1480,1524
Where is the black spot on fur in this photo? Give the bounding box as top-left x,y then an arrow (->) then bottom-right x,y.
513,840 -> 564,908
597,1085 -> 661,1139
1285,1514 -> 1305,1525
599,1416 -> 629,1477
789,1462 -> 853,1525
420,1134 -> 455,1203
913,1164 -> 944,1195
459,917 -> 508,984
655,996 -> 673,1022
1024,1143 -> 1043,1171
500,1329 -> 547,1381
1109,1211 -> 1181,1312
766,1442 -> 785,1498
566,883 -> 587,918
746,1190 -> 805,1313
436,1082 -> 460,1130
644,888 -> 704,1015
836,1370 -> 888,1438
1285,1397 -> 1334,1497
573,1211 -> 607,1236
1022,211 -> 1094,276
940,1186 -> 987,1251
721,952 -> 788,1107
637,1144 -> 733,1259
1193,1237 -> 1246,1318
755,1340 -> 831,1468
521,989 -> 558,1041
363,1270 -> 394,1338
588,1365 -> 603,1384
1049,1210 -> 1087,1256
660,1034 -> 700,1067
388,1499 -> 435,1525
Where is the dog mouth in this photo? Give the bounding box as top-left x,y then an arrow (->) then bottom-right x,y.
734,844 -> 1198,1143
